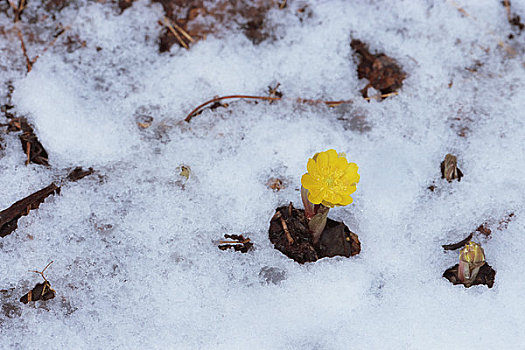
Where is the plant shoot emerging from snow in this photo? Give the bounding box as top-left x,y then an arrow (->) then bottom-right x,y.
301,149 -> 360,244
458,241 -> 486,286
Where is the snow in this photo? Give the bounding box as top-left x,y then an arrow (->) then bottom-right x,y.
1,0 -> 525,348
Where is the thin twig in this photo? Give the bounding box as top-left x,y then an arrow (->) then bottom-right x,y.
364,91 -> 398,101
31,260 -> 54,282
16,0 -> 25,22
280,216 -> 294,245
169,20 -> 194,43
184,91 -> 398,122
184,95 -> 281,122
41,260 -> 54,274
273,210 -> 293,245
7,0 -> 23,22
40,25 -> 70,56
161,17 -> 188,49
16,28 -> 32,72
25,140 -> 30,165
7,0 -> 16,10
7,0 -> 26,22
15,24 -> 69,73
219,239 -> 250,244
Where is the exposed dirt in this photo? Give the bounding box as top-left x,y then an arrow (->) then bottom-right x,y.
119,0 -> 281,52
8,116 -> 49,166
350,39 -> 406,99
269,203 -> 360,264
20,281 -> 56,304
0,289 -> 22,320
2,83 -> 49,165
218,234 -> 253,253
443,263 -> 496,288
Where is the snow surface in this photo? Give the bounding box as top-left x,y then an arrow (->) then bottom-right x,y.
1,0 -> 525,348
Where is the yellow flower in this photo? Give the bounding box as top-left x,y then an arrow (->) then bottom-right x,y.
301,149 -> 360,208
460,241 -> 485,264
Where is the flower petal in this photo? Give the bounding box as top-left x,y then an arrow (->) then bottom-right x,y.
344,162 -> 358,174
341,172 -> 360,186
326,149 -> 338,163
343,164 -> 359,183
308,189 -> 323,204
340,184 -> 357,195
306,158 -> 319,177
321,200 -> 335,208
302,150 -> 359,207
325,191 -> 342,205
334,157 -> 348,172
336,195 -> 353,206
301,173 -> 318,190
316,151 -> 329,172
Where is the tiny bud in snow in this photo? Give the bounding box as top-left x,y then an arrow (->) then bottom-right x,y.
458,241 -> 485,286
441,154 -> 463,182
178,165 -> 191,180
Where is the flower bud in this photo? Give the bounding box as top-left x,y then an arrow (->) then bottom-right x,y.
441,154 -> 463,182
458,241 -> 485,286
460,241 -> 485,263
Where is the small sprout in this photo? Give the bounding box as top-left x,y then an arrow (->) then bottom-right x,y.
175,165 -> 191,188
300,149 -> 359,244
178,165 -> 191,180
20,261 -> 56,304
458,242 -> 485,287
441,154 -> 463,182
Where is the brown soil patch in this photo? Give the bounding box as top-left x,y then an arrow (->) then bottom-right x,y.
443,263 -> 496,288
269,203 -> 360,264
351,39 -> 406,99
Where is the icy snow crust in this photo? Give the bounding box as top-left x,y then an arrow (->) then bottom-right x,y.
1,0 -> 525,348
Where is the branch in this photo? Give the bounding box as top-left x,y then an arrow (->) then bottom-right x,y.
184,92 -> 397,122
